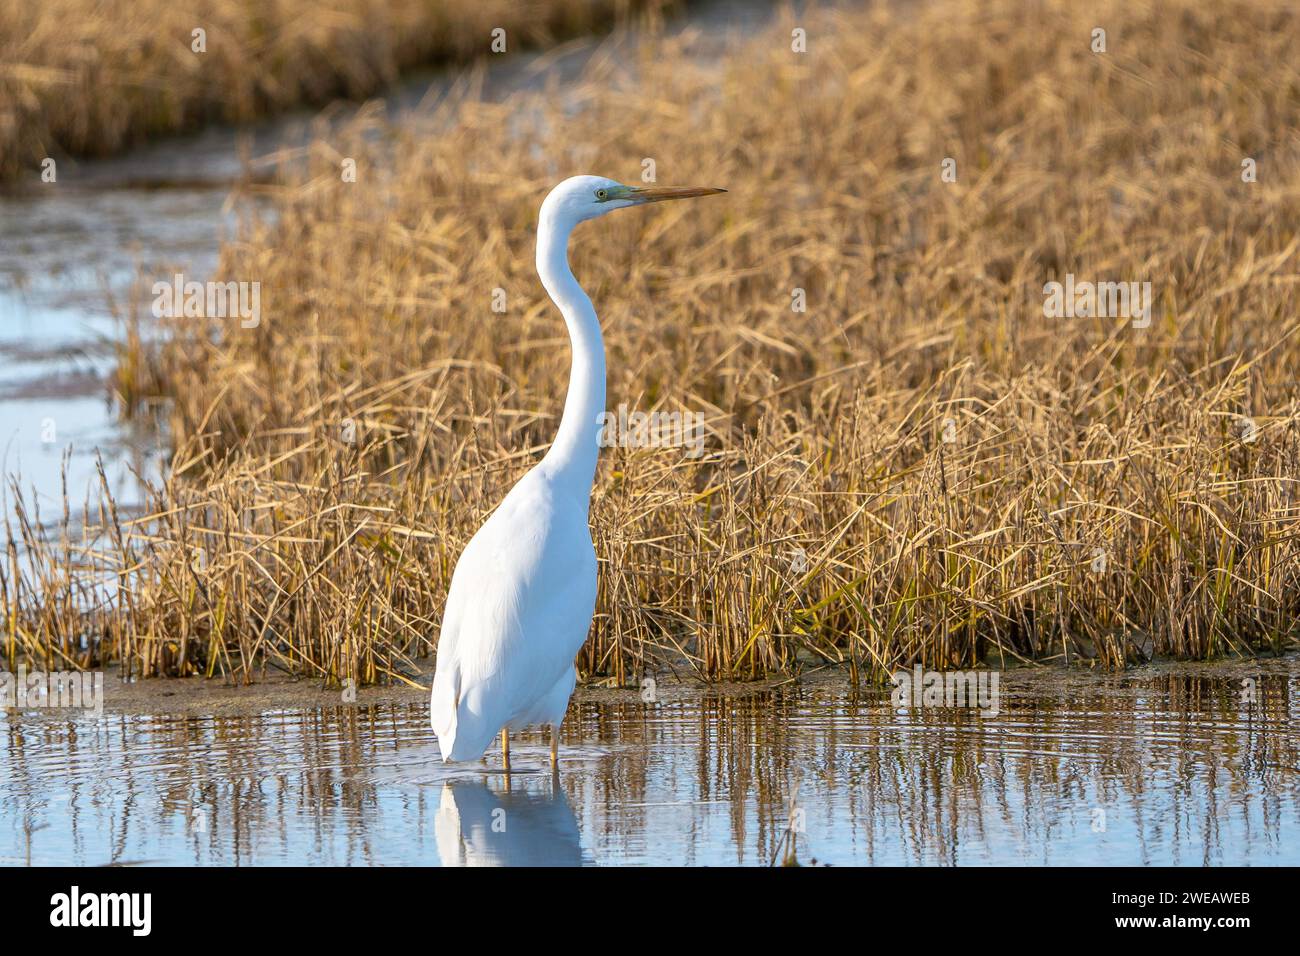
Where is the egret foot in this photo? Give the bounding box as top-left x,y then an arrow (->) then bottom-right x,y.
550,725 -> 559,769
501,729 -> 511,772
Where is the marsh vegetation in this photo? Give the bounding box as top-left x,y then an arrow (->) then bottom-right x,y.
3,0 -> 1299,687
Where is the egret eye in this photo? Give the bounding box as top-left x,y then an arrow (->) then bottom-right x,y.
595,188 -> 608,201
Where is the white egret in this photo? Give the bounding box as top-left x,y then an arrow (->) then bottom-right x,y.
430,175 -> 725,769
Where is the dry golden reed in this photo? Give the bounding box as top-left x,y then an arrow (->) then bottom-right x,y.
0,0 -> 669,180
5,0 -> 1300,687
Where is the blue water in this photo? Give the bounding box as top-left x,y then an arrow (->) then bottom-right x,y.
1,665 -> 1295,865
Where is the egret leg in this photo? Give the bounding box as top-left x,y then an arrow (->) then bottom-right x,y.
501,728 -> 511,772
550,725 -> 559,769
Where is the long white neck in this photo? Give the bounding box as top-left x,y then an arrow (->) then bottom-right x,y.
535,210 -> 606,504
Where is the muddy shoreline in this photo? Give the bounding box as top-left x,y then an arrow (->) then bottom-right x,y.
27,652 -> 1291,717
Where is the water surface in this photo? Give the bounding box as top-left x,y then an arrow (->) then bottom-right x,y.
2,666 -> 1295,865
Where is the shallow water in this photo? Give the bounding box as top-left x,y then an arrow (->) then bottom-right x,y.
2,666 -> 1296,865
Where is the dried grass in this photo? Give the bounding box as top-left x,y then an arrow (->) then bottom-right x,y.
5,0 -> 1300,685
0,0 -> 670,179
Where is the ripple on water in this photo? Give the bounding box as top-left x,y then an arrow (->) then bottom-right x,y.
1,666 -> 1296,866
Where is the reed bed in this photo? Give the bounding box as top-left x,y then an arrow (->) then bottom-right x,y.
0,0 -> 670,180
5,0 -> 1300,686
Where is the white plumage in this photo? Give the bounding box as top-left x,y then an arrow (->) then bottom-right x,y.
430,175 -> 724,765
430,469 -> 597,760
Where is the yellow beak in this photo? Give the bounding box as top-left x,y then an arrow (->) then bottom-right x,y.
630,185 -> 727,203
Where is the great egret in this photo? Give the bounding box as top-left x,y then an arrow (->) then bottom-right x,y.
430,175 -> 725,769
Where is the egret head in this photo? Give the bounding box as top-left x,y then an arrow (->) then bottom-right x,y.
540,175 -> 726,229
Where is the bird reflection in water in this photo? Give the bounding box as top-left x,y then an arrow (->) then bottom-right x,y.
434,777 -> 584,866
